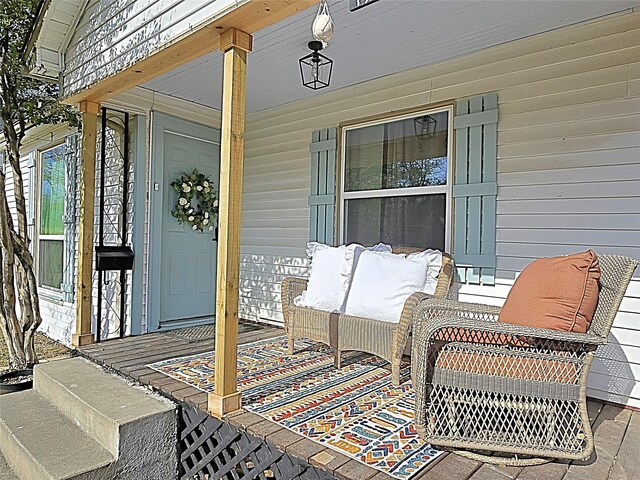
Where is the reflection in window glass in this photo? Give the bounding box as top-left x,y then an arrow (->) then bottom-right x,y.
342,109 -> 450,249
345,194 -> 446,250
40,146 -> 65,235
344,111 -> 448,192
39,239 -> 63,289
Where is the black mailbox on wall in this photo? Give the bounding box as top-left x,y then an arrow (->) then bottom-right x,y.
95,246 -> 135,271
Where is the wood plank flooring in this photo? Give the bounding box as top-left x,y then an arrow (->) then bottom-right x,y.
78,323 -> 639,480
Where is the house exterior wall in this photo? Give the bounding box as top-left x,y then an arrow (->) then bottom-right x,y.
104,88 -> 222,334
3,124 -> 79,344
2,89 -> 222,346
239,11 -> 640,406
61,0 -> 244,98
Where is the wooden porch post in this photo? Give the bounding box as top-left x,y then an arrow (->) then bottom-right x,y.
208,28 -> 252,418
71,100 -> 99,347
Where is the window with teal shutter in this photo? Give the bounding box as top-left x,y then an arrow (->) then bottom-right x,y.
453,93 -> 498,285
38,144 -> 65,290
340,109 -> 451,249
32,137 -> 78,299
309,128 -> 337,245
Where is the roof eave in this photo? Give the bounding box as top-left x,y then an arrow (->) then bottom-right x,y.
21,0 -> 52,64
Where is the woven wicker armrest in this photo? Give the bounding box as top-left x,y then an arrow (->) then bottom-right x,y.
281,277 -> 307,304
391,292 -> 435,362
414,316 -> 607,350
281,277 -> 308,333
415,298 -> 502,324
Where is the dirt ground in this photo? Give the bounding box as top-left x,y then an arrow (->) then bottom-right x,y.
0,332 -> 72,372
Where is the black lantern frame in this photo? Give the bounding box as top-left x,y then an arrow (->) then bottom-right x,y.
414,115 -> 437,139
299,41 -> 333,90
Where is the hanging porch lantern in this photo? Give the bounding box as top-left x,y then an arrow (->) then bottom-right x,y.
299,40 -> 333,90
414,115 -> 437,139
300,0 -> 334,90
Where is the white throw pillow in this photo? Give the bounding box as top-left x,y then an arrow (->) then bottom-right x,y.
294,243 -> 352,312
293,242 -> 392,312
407,249 -> 442,295
344,250 -> 430,323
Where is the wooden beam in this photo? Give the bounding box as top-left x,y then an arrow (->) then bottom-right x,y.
219,28 -> 253,53
208,28 -> 252,419
72,100 -> 99,347
62,1 -> 316,105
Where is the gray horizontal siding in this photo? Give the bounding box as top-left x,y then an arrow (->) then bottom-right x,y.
238,11 -> 640,406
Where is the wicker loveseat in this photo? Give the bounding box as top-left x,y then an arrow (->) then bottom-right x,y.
281,247 -> 454,386
411,253 -> 638,465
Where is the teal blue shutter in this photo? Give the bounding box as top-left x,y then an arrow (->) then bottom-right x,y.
26,152 -> 36,249
309,128 -> 337,245
453,93 -> 498,285
62,134 -> 79,302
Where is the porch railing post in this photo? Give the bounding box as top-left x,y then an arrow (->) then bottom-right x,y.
208,28 -> 253,418
72,100 -> 100,347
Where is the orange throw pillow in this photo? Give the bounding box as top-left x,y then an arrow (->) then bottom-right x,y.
498,250 -> 601,333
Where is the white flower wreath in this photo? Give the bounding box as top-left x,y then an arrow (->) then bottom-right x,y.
170,169 -> 218,232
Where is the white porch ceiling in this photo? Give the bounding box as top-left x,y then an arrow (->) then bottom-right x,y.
142,0 -> 639,114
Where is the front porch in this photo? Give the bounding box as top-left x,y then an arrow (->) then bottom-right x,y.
77,322 -> 639,480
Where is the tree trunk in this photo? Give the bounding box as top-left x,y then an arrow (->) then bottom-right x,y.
11,236 -> 41,366
0,119 -> 42,369
0,169 -> 29,370
0,0 -> 75,370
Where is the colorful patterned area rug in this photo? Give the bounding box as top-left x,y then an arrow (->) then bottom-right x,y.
148,336 -> 441,479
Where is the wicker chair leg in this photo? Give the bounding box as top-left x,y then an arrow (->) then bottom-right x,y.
287,335 -> 295,355
391,360 -> 401,387
335,350 -> 342,369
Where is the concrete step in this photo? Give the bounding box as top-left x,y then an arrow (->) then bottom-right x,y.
0,390 -> 116,480
0,449 -> 19,480
34,357 -> 176,477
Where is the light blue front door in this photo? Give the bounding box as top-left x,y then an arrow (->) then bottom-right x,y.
149,113 -> 220,330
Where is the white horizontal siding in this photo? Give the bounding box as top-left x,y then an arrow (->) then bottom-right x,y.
239,254 -> 309,323
4,157 -> 17,228
62,0 -> 241,97
239,11 -> 640,406
38,300 -> 75,345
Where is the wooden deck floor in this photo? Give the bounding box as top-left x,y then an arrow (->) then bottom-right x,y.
78,322 -> 639,480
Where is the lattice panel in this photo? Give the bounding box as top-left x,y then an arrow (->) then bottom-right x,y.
178,404 -> 335,480
426,386 -> 585,453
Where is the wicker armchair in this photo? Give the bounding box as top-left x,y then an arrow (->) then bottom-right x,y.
411,254 -> 638,466
281,247 -> 454,386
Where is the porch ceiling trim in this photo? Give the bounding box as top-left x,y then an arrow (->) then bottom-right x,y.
61,0 -> 317,106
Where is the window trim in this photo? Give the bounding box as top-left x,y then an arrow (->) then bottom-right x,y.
36,143 -> 66,297
338,105 -> 454,249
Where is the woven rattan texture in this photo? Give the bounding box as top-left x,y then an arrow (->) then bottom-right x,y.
282,247 -> 454,386
412,253 -> 638,466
